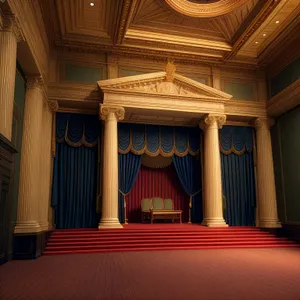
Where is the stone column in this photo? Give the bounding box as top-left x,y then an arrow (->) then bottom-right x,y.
0,14 -> 21,141
98,105 -> 125,229
254,118 -> 281,228
14,77 -> 44,234
38,100 -> 53,231
200,114 -> 228,227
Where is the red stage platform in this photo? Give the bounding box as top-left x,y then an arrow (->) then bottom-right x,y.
44,224 -> 298,255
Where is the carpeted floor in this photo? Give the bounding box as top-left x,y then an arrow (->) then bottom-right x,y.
1,248 -> 300,300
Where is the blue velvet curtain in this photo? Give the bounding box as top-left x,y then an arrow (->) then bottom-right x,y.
118,123 -> 200,156
52,113 -> 99,229
172,154 -> 202,223
220,126 -> 256,226
118,152 -> 142,223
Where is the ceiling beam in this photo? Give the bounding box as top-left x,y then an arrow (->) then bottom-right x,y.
225,0 -> 281,60
112,0 -> 140,45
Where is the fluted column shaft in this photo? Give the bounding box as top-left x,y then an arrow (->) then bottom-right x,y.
38,102 -> 53,231
201,114 -> 227,227
0,16 -> 19,140
98,105 -> 125,229
254,118 -> 281,228
15,78 -> 44,233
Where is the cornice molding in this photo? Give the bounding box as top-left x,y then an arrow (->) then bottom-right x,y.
267,79 -> 300,117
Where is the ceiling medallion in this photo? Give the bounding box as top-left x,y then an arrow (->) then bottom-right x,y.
165,0 -> 250,18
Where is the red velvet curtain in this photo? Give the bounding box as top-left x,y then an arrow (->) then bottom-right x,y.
126,164 -> 190,222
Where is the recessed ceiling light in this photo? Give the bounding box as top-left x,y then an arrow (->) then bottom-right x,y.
263,33 -> 267,37
275,20 -> 280,24
255,41 -> 259,44
90,2 -> 95,6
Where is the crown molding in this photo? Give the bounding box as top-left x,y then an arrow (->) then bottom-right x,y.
267,79 -> 300,117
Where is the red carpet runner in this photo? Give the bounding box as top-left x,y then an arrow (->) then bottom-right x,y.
44,224 -> 298,255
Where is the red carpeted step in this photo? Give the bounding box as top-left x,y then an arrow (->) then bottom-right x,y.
43,244 -> 299,255
44,226 -> 299,255
47,236 -> 286,246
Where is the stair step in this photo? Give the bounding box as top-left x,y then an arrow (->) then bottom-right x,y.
43,244 -> 298,255
45,240 -> 294,251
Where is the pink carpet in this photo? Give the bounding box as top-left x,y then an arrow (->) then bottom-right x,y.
44,225 -> 298,255
1,248 -> 300,300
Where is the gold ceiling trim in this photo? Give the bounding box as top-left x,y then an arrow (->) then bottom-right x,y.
164,0 -> 250,18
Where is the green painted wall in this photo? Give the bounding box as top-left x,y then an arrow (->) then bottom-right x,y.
271,106 -> 300,223
119,69 -> 151,77
11,71 -> 26,225
270,57 -> 300,97
65,64 -> 105,83
223,81 -> 254,100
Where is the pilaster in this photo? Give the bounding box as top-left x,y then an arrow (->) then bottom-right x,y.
0,14 -> 22,141
98,104 -> 125,229
14,77 -> 44,234
253,117 -> 281,228
48,100 -> 59,229
38,99 -> 53,231
200,114 -> 228,227
107,54 -> 119,79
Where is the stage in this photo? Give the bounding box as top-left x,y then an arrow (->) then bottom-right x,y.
44,224 -> 298,255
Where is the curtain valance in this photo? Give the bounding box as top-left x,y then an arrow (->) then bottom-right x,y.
56,113 -> 99,147
118,123 -> 201,157
220,126 -> 253,155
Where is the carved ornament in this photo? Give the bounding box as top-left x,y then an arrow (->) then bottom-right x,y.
164,0 -> 250,18
0,13 -> 24,41
253,118 -> 275,130
48,100 -> 59,112
100,105 -> 125,121
165,60 -> 176,82
200,114 -> 227,129
26,76 -> 44,90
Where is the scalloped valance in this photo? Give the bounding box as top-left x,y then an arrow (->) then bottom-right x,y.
219,126 -> 253,155
118,123 -> 200,157
56,113 -> 99,147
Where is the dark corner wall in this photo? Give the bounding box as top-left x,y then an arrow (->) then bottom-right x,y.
270,57 -> 300,240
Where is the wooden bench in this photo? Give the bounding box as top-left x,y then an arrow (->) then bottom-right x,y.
141,197 -> 182,223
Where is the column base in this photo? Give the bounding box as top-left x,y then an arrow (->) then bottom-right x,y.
14,221 -> 42,234
259,219 -> 282,228
98,218 -> 123,229
202,218 -> 228,227
39,221 -> 50,232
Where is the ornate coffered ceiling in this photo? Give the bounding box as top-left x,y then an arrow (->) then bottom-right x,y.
40,0 -> 300,66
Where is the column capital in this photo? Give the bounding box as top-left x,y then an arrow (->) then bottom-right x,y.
199,114 -> 226,130
100,105 -> 125,121
0,13 -> 24,41
26,76 -> 44,90
253,117 -> 275,130
48,100 -> 59,112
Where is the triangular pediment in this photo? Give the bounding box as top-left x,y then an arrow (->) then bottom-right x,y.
98,72 -> 232,100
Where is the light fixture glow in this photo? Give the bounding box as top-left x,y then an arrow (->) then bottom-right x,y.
263,33 -> 267,37
255,41 -> 259,44
90,2 -> 95,6
275,20 -> 280,24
